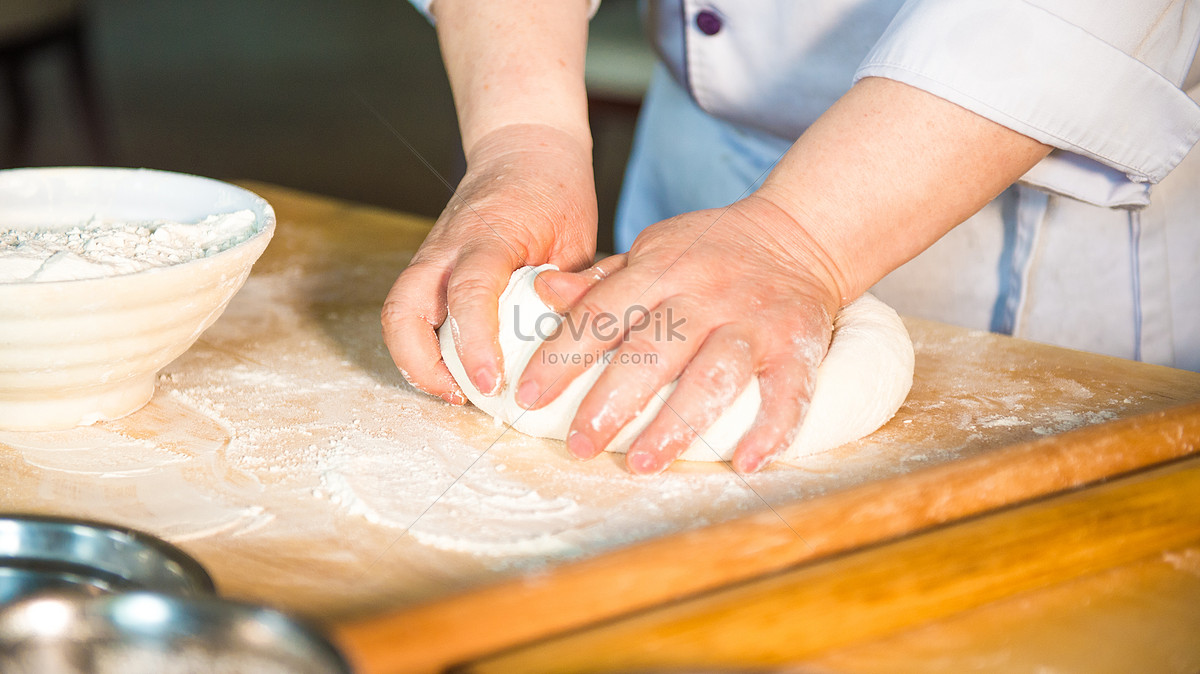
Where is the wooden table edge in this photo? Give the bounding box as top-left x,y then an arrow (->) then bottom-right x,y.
332,399 -> 1200,674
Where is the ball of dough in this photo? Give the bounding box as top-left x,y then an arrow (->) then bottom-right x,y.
439,265 -> 914,463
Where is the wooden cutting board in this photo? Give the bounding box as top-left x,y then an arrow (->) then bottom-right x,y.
2,183 -> 1198,669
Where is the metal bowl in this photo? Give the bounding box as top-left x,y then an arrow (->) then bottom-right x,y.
0,592 -> 350,674
0,514 -> 214,605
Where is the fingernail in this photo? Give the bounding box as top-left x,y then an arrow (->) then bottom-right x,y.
441,390 -> 465,405
516,380 -> 541,409
566,431 -> 595,460
627,450 -> 661,475
474,368 -> 500,396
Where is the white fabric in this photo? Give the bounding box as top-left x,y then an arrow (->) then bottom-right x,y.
858,0 -> 1200,203
403,0 -> 1200,370
616,65 -> 1200,371
646,0 -> 1200,208
407,0 -> 601,23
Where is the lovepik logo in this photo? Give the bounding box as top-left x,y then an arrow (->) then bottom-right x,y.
512,304 -> 687,343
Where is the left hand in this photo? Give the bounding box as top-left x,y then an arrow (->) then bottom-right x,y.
519,194 -> 845,474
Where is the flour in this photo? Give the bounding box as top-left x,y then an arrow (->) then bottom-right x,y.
3,244 -> 1172,620
0,210 -> 257,283
1162,548 -> 1200,577
134,302 -> 771,567
0,428 -> 186,478
0,403 -> 276,543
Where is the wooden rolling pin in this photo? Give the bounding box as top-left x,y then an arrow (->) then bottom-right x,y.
332,400 -> 1200,674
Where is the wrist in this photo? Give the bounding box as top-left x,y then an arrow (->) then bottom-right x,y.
465,123 -> 593,173
729,193 -> 849,315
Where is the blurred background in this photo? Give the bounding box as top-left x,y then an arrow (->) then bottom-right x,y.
0,0 -> 655,254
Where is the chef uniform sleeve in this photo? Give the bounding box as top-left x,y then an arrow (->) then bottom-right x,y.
406,0 -> 601,23
855,0 -> 1200,207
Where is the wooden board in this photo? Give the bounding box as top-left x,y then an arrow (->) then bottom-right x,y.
2,183 -> 1199,665
335,401 -> 1200,673
457,454 -> 1200,673
801,540 -> 1200,673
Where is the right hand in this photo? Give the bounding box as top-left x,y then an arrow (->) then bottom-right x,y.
381,123 -> 598,404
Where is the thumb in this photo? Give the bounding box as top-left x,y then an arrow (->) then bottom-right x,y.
534,254 -> 628,312
534,270 -> 595,313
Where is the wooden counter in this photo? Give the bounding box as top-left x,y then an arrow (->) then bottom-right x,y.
2,183 -> 1198,672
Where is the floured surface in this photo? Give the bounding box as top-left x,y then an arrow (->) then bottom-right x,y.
2,184 -> 1199,623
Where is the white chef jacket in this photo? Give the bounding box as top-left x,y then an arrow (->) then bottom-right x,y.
644,0 -> 1200,209
412,0 -> 1200,204
410,0 -> 1200,370
619,1 -> 1200,371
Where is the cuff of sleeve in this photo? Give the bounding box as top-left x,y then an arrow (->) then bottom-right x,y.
411,0 -> 602,24
855,0 -> 1200,192
1018,151 -> 1150,208
408,0 -> 434,20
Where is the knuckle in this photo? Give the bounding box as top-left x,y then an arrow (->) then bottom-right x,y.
446,275 -> 500,308
759,371 -> 814,408
618,334 -> 666,362
709,325 -> 755,355
379,301 -> 404,330
380,300 -> 424,332
696,362 -> 743,394
394,258 -> 441,287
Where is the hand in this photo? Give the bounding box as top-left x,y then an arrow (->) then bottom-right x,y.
516,76 -> 1049,475
381,123 -> 597,403
518,195 -> 845,474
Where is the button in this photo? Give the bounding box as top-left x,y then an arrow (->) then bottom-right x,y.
695,9 -> 722,36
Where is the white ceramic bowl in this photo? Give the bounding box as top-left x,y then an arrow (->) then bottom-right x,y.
0,167 -> 275,431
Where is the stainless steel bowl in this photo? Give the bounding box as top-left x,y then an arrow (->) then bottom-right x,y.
0,592 -> 350,674
0,515 -> 214,605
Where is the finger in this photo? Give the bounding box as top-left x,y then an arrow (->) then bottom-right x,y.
732,349 -> 823,474
444,241 -> 524,397
534,271 -> 596,313
589,252 -> 629,278
564,295 -> 708,462
534,254 -> 628,312
622,324 -> 757,474
516,262 -> 663,410
381,261 -> 465,404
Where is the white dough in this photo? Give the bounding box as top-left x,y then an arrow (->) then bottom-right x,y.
439,265 -> 914,463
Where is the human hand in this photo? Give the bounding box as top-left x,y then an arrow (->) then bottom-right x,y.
381,123 -> 597,404
518,194 -> 845,474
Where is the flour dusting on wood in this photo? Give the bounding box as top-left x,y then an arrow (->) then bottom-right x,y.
0,241 -> 1189,620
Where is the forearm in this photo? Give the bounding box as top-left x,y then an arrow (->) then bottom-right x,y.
756,76 -> 1052,305
431,0 -> 593,156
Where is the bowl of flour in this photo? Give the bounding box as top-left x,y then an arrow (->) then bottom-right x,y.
0,167 -> 275,431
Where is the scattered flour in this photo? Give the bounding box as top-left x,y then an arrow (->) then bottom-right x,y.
0,210 -> 257,282
1162,548 -> 1200,577
148,330 -> 768,569
1032,409 -> 1117,436
1,256 -> 1175,616
0,428 -> 184,478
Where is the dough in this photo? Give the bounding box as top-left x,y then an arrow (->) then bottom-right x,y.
439,265 -> 914,463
